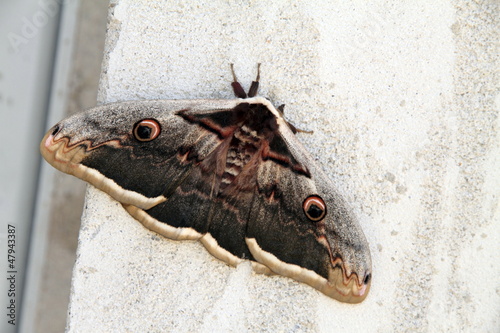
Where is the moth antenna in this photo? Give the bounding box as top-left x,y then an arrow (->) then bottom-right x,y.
230,63 -> 247,98
247,63 -> 261,98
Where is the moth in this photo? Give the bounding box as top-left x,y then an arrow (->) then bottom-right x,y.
40,65 -> 372,303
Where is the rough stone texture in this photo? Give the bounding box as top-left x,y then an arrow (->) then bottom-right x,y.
66,1 -> 499,332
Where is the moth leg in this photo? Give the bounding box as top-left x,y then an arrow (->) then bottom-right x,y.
278,104 -> 314,134
230,63 -> 247,98
247,63 -> 261,98
287,121 -> 314,135
277,104 -> 285,115
279,100 -> 314,134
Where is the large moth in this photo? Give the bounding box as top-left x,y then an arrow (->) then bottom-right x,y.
40,65 -> 372,303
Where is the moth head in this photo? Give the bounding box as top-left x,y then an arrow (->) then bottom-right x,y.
133,119 -> 161,142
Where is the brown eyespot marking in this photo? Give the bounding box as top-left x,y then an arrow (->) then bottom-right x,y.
303,195 -> 327,222
133,119 -> 161,142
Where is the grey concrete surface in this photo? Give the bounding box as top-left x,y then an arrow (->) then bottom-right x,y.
66,1 -> 499,332
19,1 -> 108,332
33,2 -> 108,332
1,1 -> 63,333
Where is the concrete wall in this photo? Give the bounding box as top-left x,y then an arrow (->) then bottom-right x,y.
65,1 -> 499,332
1,2 -> 61,332
23,1 -> 108,332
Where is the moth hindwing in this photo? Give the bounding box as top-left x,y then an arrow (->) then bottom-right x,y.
40,65 -> 372,303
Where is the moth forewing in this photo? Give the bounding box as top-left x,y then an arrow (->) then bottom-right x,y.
40,68 -> 371,303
